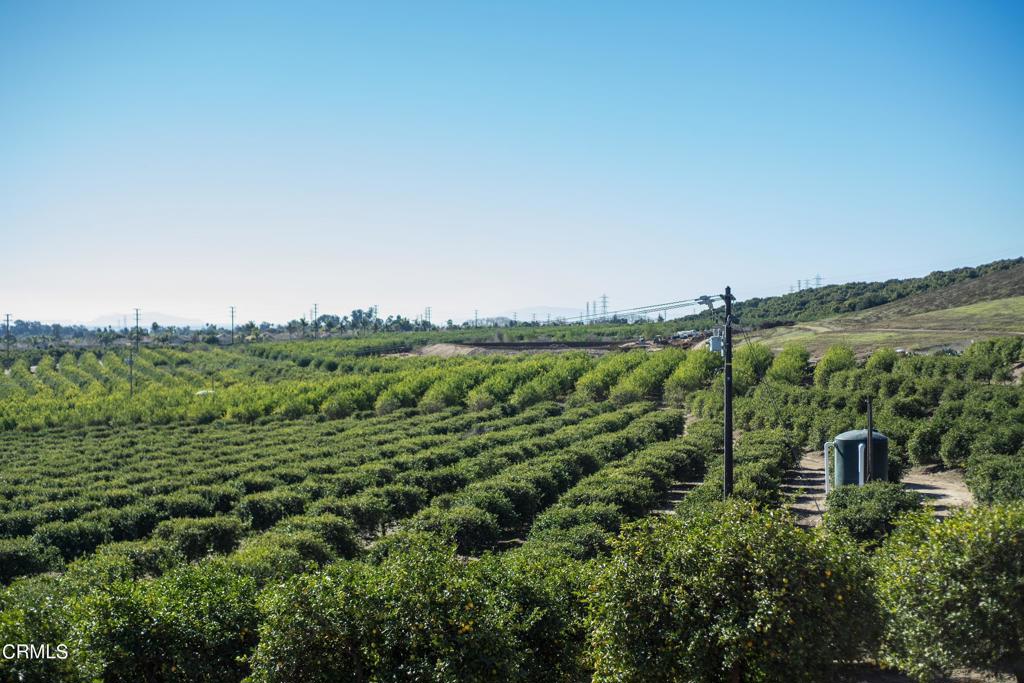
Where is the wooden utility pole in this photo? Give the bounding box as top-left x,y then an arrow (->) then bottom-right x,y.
723,286 -> 734,498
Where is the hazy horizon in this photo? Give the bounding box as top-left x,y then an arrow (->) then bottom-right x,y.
3,3 -> 1022,326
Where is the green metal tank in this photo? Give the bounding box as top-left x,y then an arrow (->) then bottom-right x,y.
832,429 -> 888,488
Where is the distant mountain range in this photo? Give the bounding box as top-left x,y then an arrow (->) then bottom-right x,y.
54,312 -> 209,330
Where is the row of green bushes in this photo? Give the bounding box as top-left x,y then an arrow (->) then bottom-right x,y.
392,407 -> 684,553
5,502 -> 1021,682
0,401 -> 605,581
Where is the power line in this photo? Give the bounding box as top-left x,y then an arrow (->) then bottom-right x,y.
575,295 -> 721,323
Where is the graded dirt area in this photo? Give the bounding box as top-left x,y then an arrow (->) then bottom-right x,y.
416,343 -> 487,357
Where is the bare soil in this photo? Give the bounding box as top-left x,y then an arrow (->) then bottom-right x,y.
782,450 -> 827,527
413,343 -> 488,357
782,453 -> 973,526
902,465 -> 973,518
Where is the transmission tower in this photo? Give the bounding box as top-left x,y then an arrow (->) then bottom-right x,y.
229,305 -> 236,345
313,304 -> 318,339
601,294 -> 608,319
814,274 -> 823,288
424,307 -> 431,325
474,309 -> 479,327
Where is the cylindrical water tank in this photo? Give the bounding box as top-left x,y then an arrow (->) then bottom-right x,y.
832,429 -> 888,487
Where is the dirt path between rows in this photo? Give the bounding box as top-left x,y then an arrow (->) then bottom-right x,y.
782,451 -> 827,527
781,452 -> 973,527
902,465 -> 973,518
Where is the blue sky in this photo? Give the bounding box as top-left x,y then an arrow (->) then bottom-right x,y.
1,1 -> 1022,326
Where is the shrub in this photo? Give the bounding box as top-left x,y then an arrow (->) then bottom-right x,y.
152,491 -> 215,519
32,519 -> 111,560
248,539 -> 520,683
229,531 -> 334,584
87,539 -> 183,578
588,502 -> 878,683
153,516 -> 244,560
77,559 -> 259,683
966,453 -> 1024,504
272,514 -> 360,558
907,421 -> 942,465
767,345 -> 809,385
81,503 -> 158,541
875,505 -> 1024,681
664,349 -> 722,405
866,347 -> 900,373
824,481 -> 922,543
814,345 -> 856,387
939,423 -> 975,469
237,490 -> 307,530
408,506 -> 500,554
609,349 -> 685,405
0,537 -> 62,583
475,547 -> 596,682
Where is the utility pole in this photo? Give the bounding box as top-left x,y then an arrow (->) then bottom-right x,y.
865,398 -> 874,482
723,286 -> 734,498
229,306 -> 236,345
128,308 -> 140,400
3,314 -> 11,368
133,308 -> 141,353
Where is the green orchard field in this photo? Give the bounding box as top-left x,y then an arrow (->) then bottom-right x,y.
1,336 -> 1023,682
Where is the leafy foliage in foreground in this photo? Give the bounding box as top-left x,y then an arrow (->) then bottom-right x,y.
824,481 -> 923,544
874,504 -> 1024,682
588,502 -> 879,683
